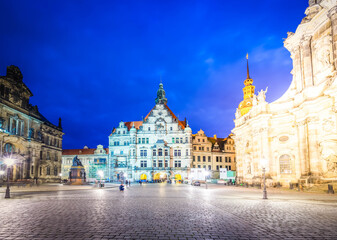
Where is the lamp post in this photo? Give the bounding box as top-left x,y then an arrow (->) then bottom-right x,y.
4,157 -> 15,199
98,170 -> 104,188
260,158 -> 268,200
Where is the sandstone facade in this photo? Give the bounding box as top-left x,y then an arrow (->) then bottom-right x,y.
233,0 -> 337,185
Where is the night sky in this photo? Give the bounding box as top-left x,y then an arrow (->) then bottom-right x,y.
0,0 -> 308,149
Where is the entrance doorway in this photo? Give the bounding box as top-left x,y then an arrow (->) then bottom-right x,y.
175,174 -> 182,183
140,174 -> 147,182
153,173 -> 167,182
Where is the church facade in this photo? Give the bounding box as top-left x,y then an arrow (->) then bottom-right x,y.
233,0 -> 337,186
108,83 -> 192,182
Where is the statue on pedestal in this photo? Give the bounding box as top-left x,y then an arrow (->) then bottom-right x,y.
68,155 -> 86,185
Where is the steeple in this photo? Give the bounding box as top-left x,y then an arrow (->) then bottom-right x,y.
246,53 -> 250,79
155,82 -> 168,105
238,54 -> 256,116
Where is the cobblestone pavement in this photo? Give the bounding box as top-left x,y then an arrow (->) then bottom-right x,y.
0,184 -> 337,239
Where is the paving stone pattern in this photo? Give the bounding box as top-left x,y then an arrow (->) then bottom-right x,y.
0,184 -> 337,239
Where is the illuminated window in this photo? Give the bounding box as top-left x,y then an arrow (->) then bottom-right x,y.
279,154 -> 292,174
4,143 -> 14,153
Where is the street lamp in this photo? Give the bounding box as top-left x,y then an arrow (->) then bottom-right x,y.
59,173 -> 62,184
260,158 -> 268,199
4,157 -> 15,199
98,170 -> 104,188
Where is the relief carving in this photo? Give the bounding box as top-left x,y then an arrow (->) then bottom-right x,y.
320,140 -> 337,175
313,35 -> 334,81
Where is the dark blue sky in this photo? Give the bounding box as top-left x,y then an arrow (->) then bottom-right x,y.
0,0 -> 308,149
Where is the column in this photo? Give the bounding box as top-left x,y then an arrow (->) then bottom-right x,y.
296,120 -> 310,177
301,36 -> 314,87
306,117 -> 320,177
290,46 -> 304,92
328,6 -> 337,70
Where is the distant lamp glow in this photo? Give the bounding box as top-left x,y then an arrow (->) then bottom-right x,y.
260,158 -> 267,169
98,170 -> 104,188
4,157 -> 15,199
4,158 -> 15,166
98,170 -> 104,178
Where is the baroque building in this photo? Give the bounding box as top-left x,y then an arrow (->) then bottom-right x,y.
0,66 -> 63,182
233,0 -> 337,185
192,129 -> 236,177
62,145 -> 109,181
109,83 -> 192,182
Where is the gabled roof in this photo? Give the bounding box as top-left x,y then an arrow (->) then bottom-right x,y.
164,105 -> 186,129
62,148 -> 109,156
207,137 -> 225,151
124,121 -> 143,131
111,104 -> 186,134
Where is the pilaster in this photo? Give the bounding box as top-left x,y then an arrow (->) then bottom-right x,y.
328,6 -> 337,70
301,36 -> 314,87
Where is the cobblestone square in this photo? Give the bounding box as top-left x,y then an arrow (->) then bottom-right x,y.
1,184 -> 337,239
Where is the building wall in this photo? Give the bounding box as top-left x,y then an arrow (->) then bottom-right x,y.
192,129 -> 236,178
0,66 -> 63,182
109,104 -> 192,182
233,1 -> 337,185
62,145 -> 109,181
109,83 -> 192,182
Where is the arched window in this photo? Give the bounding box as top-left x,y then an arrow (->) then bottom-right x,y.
158,149 -> 163,156
279,154 -> 292,174
54,166 -> 58,176
4,143 -> 14,153
46,166 -> 51,175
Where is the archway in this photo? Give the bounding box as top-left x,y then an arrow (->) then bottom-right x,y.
140,174 -> 147,181
153,172 -> 167,182
175,174 -> 182,183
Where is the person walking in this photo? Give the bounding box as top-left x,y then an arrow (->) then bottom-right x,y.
128,180 -> 131,187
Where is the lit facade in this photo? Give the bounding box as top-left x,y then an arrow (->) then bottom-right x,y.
109,83 -> 192,182
0,66 -> 63,182
233,0 -> 337,185
192,129 -> 236,178
62,145 -> 109,181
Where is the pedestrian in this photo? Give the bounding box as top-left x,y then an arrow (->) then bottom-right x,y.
126,180 -> 128,186
119,184 -> 124,192
128,180 -> 131,187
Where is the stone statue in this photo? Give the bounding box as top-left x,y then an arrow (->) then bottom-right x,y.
257,87 -> 268,102
252,94 -> 258,106
72,155 -> 83,167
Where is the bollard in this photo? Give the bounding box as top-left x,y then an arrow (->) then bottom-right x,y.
328,184 -> 335,194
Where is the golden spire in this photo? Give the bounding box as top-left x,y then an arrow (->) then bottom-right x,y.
238,54 -> 256,116
246,53 -> 250,79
